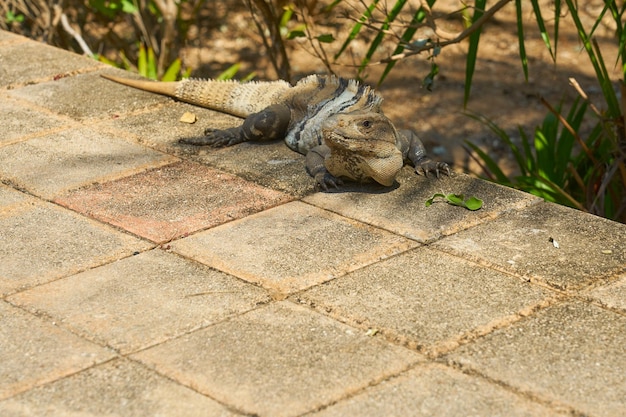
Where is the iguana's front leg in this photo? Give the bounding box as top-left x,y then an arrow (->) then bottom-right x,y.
305,145 -> 343,191
181,104 -> 291,147
397,129 -> 450,177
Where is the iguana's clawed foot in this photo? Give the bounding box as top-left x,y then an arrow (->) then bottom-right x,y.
415,160 -> 451,178
179,128 -> 243,147
315,173 -> 343,191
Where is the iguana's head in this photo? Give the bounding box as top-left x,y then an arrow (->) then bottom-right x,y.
321,111 -> 404,186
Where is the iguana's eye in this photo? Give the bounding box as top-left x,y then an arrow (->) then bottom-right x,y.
362,120 -> 372,128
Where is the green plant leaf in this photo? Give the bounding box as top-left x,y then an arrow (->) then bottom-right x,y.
446,193 -> 465,205
530,0 -> 555,61
89,0 -> 136,18
588,2 -> 609,39
89,0 -> 117,18
287,30 -> 306,39
96,55 -> 117,67
358,0 -> 408,76
465,111 -> 528,180
120,0 -> 137,14
608,2 -> 625,74
426,193 -> 484,210
217,63 -> 240,80
515,0 -> 529,81
464,196 -> 484,210
147,47 -> 157,80
464,0 -> 486,107
5,10 -> 25,23
279,6 -> 293,29
241,71 -> 257,82
425,193 -> 446,207
378,0 -> 435,86
564,0 -> 621,118
553,0 -> 560,58
534,128 -> 551,179
138,44 -> 147,77
323,0 -> 343,13
592,38 -> 621,118
463,140 -> 510,183
518,126 -> 534,175
161,58 -> 181,81
215,66 -> 255,83
119,49 -> 132,70
334,0 -> 380,61
554,97 -> 586,180
316,34 -> 335,43
422,62 -> 439,91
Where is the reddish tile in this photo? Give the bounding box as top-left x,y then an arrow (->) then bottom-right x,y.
55,161 -> 292,243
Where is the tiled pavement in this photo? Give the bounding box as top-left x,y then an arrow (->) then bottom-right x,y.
1,30 -> 625,416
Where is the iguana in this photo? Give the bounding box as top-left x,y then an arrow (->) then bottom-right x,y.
101,73 -> 450,189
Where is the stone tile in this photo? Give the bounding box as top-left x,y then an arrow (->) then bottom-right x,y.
0,126 -> 174,199
56,161 -> 292,243
0,301 -> 114,401
132,301 -> 421,417
195,142 -> 313,196
0,40 -> 100,87
432,201 -> 626,290
9,249 -> 270,354
100,101 -> 241,154
0,201 -> 151,296
7,70 -> 169,121
0,358 -> 238,417
304,171 -> 540,242
0,29 -> 22,43
295,246 -> 553,355
171,201 -> 418,294
0,184 -> 32,207
311,363 -> 568,417
0,96 -> 71,145
446,301 -> 626,417
99,98 -> 314,195
585,273 -> 626,313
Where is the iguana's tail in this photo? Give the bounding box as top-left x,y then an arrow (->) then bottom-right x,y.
101,74 -> 291,118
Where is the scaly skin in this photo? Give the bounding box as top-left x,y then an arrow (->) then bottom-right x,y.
101,73 -> 450,189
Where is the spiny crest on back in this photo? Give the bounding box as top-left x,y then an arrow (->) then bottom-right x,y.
293,74 -> 384,112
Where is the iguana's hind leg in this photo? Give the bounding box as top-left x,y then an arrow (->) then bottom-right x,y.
181,104 -> 291,147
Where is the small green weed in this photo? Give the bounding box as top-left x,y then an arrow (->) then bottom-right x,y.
5,10 -> 25,25
426,193 -> 483,210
